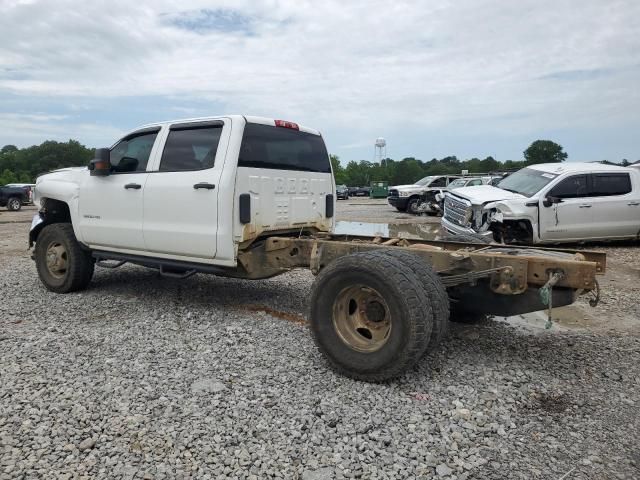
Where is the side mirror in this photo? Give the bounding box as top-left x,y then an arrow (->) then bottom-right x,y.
89,148 -> 111,176
542,196 -> 562,207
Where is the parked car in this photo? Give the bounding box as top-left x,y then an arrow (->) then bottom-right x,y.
336,185 -> 349,200
350,186 -> 371,197
388,175 -> 461,214
442,162 -> 640,244
0,185 -> 30,211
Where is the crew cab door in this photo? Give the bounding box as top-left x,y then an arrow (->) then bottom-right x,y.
78,127 -> 161,251
588,172 -> 640,238
142,120 -> 230,259
539,174 -> 594,241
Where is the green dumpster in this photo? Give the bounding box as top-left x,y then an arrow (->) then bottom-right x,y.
370,181 -> 389,198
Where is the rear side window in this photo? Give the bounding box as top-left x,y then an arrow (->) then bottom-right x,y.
238,123 -> 331,173
549,174 -> 588,198
591,173 -> 631,197
160,124 -> 222,172
110,130 -> 159,173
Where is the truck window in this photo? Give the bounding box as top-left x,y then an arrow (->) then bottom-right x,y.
159,125 -> 222,172
549,175 -> 588,199
590,173 -> 632,197
238,123 -> 331,173
429,177 -> 447,187
110,131 -> 159,173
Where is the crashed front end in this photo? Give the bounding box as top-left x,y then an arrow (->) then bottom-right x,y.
442,193 -> 536,244
442,194 -> 494,238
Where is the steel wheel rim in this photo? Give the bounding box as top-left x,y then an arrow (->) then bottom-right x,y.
9,199 -> 19,209
45,241 -> 68,278
332,285 -> 392,352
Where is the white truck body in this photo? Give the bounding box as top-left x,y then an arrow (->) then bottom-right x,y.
34,115 -> 335,267
442,162 -> 640,244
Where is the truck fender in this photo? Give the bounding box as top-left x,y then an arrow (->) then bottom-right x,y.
29,198 -> 74,248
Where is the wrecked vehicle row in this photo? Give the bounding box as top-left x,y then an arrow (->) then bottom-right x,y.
442,162 -> 640,245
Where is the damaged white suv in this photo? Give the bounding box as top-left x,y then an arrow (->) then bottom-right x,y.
442,162 -> 640,244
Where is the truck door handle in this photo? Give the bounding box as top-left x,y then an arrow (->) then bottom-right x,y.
628,201 -> 640,206
193,182 -> 215,190
578,204 -> 592,208
124,183 -> 142,190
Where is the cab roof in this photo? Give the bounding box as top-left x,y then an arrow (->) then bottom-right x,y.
139,115 -> 321,136
528,162 -> 632,174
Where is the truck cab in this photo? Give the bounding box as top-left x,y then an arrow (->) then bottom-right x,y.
32,116 -> 335,267
442,162 -> 640,244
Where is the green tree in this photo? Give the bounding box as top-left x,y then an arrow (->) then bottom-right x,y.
523,140 -> 567,165
0,169 -> 17,185
329,154 -> 347,185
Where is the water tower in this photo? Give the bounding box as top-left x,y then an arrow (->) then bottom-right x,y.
374,137 -> 387,164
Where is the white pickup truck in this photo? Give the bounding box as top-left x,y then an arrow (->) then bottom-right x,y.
442,162 -> 640,244
387,175 -> 460,214
30,117 -> 605,381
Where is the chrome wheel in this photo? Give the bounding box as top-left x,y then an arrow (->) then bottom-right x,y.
332,285 -> 391,352
45,242 -> 68,278
8,198 -> 20,210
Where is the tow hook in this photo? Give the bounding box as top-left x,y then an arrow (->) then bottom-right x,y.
539,271 -> 565,329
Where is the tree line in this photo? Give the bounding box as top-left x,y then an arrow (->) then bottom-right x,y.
332,139 -> 572,186
1,138 -> 635,187
0,141 -> 94,185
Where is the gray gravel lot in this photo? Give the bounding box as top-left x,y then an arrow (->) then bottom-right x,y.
1,202 -> 639,479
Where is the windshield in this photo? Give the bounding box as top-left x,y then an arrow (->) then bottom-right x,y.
497,168 -> 558,197
415,176 -> 437,186
448,179 -> 468,188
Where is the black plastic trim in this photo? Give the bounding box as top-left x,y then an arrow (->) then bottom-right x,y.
239,193 -> 251,224
170,120 -> 224,131
92,251 -> 234,276
325,194 -> 334,218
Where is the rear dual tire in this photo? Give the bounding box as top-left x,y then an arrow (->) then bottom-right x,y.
309,250 -> 449,382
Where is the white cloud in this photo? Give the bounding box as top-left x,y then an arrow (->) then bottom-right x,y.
0,0 -> 639,158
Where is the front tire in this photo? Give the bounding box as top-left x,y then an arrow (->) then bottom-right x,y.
7,197 -> 21,211
35,223 -> 94,293
310,251 -> 433,381
406,198 -> 420,214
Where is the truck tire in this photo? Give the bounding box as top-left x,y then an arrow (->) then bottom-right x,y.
406,198 -> 420,214
7,197 -> 21,211
442,233 -> 492,244
377,249 -> 450,354
35,223 -> 94,293
309,251 -> 433,382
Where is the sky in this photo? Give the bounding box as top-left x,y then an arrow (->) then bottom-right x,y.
1,0 -> 639,164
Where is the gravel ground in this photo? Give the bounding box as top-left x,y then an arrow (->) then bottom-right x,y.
1,203 -> 639,479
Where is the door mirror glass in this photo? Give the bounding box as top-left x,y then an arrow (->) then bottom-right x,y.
89,148 -> 111,176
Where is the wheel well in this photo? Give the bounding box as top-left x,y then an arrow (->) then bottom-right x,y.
29,198 -> 72,246
490,219 -> 533,244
